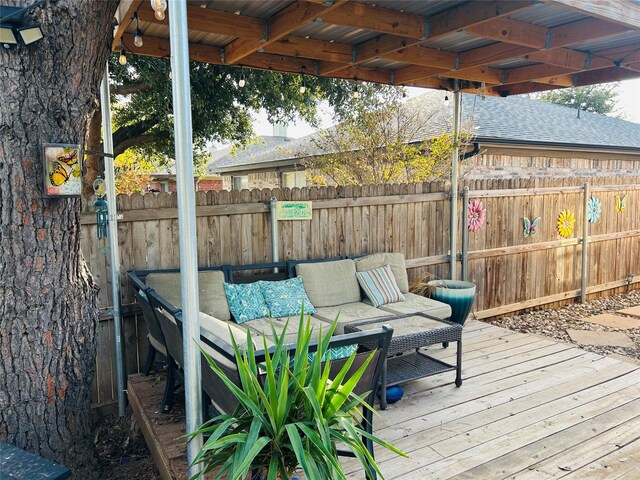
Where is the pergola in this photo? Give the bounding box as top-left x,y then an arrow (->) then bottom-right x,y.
107,1 -> 640,475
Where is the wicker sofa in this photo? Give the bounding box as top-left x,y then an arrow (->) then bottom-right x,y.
128,253 -> 451,349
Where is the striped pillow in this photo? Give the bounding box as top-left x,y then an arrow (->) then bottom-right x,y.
355,264 -> 406,307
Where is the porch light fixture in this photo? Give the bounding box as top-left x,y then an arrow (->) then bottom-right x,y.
150,0 -> 167,21
133,12 -> 143,48
0,1 -> 46,48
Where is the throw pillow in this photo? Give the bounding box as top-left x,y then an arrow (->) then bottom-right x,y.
223,282 -> 270,324
308,344 -> 358,363
355,264 -> 406,307
258,276 -> 316,318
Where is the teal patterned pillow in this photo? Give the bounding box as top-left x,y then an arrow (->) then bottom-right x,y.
258,276 -> 316,318
223,282 -> 270,324
308,344 -> 358,363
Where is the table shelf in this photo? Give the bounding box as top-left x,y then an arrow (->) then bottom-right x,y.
384,351 -> 456,387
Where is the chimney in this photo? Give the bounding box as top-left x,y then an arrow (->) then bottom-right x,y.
273,121 -> 287,137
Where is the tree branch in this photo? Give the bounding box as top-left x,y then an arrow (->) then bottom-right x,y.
114,134 -> 160,157
110,83 -> 152,96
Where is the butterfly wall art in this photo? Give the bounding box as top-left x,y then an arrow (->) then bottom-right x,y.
42,144 -> 82,198
615,194 -> 628,213
523,216 -> 541,237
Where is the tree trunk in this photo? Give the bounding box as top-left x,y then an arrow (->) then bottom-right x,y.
0,1 -> 118,477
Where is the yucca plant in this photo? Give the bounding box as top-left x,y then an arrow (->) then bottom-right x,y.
189,314 -> 406,480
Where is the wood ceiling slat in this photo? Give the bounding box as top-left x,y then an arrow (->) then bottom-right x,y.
224,0 -> 347,64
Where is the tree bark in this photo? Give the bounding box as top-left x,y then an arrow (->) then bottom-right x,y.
0,1 -> 118,477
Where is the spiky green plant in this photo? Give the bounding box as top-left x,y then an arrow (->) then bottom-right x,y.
189,314 -> 406,480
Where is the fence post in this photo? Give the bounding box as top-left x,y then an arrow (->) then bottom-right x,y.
270,197 -> 279,273
461,186 -> 469,281
581,183 -> 589,303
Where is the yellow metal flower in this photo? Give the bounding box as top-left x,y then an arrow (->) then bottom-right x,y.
557,209 -> 575,238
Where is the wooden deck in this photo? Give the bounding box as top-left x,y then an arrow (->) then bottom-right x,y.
129,320 -> 640,479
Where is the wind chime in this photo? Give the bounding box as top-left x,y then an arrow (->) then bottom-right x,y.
93,177 -> 108,239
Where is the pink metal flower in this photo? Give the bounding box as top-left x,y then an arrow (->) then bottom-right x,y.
467,199 -> 486,232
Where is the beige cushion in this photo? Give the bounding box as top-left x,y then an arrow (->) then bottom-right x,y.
146,270 -> 230,321
199,312 -> 264,369
354,253 -> 409,294
378,292 -> 451,320
245,315 -> 328,345
296,259 -> 361,307
313,302 -> 390,334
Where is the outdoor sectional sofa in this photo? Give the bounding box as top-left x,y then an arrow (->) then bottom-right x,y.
127,253 -> 454,412
129,253 -> 451,346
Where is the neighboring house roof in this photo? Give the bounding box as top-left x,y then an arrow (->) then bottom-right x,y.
207,92 -> 640,174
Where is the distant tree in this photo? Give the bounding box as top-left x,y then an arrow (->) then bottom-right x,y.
538,84 -> 619,115
113,150 -> 153,195
84,56 -> 377,193
299,89 -> 470,186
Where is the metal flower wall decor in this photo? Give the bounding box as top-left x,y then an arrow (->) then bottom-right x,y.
587,196 -> 601,223
467,199 -> 486,232
557,209 -> 575,238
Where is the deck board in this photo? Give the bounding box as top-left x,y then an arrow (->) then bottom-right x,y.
127,320 -> 640,479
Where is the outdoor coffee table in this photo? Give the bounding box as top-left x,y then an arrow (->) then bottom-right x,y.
344,312 -> 462,409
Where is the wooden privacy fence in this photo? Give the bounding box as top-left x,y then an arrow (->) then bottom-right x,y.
81,176 -> 640,406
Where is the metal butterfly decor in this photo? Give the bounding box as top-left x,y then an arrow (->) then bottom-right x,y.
523,216 -> 541,237
615,194 -> 628,213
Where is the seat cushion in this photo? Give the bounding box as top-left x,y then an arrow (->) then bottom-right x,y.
244,315 -> 328,345
354,253 -> 409,294
356,264 -> 406,307
145,270 -> 230,321
224,282 -> 270,323
377,292 -> 451,320
313,302 -> 390,334
296,259 -> 361,307
258,276 -> 316,317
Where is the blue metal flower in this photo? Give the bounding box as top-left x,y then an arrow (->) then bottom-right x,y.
587,196 -> 601,223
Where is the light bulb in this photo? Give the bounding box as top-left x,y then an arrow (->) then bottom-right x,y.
444,94 -> 449,105
352,86 -> 360,99
299,84 -> 306,94
119,49 -> 127,65
151,0 -> 166,12
155,9 -> 165,21
238,73 -> 245,87
134,29 -> 143,47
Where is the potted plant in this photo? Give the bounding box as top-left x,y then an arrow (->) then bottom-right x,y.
411,277 -> 476,327
190,314 -> 406,480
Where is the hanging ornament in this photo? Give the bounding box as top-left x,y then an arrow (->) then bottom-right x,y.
467,199 -> 486,232
587,196 -> 601,223
557,209 -> 575,238
93,178 -> 108,239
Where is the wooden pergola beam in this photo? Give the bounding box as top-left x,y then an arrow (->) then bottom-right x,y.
546,0 -> 640,29
224,0 -> 347,65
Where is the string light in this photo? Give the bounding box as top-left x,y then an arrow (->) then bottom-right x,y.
133,12 -> 144,48
299,78 -> 306,94
444,94 -> 449,105
118,47 -> 127,65
238,68 -> 246,87
352,85 -> 360,99
150,0 -> 167,21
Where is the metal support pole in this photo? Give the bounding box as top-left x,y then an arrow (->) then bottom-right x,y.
581,183 -> 589,303
461,186 -> 469,282
168,1 -> 203,475
449,81 -> 461,280
100,65 -> 126,417
270,197 -> 279,273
